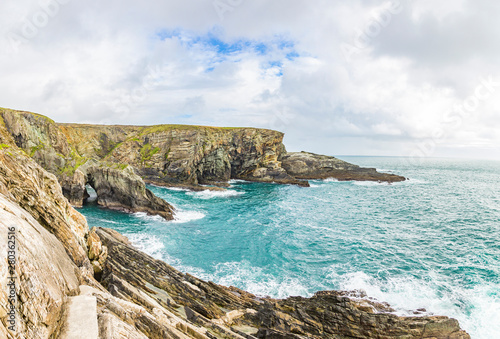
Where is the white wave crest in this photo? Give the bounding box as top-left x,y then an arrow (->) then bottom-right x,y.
197,261 -> 311,299
133,212 -> 166,222
353,181 -> 390,186
327,270 -> 500,339
172,210 -> 206,223
125,233 -> 165,261
229,179 -> 247,184
187,189 -> 244,199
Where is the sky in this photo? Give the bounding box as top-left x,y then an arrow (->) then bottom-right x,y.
0,0 -> 499,160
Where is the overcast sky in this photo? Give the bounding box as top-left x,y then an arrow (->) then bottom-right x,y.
1,0 -> 499,160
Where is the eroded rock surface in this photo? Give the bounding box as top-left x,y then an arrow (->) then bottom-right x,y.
1,108 -> 406,214
95,227 -> 470,339
282,152 -> 406,182
0,118 -> 469,338
0,109 -> 175,220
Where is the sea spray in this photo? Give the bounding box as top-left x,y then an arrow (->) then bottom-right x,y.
80,157 -> 500,339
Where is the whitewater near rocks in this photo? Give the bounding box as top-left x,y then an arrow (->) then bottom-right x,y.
0,107 -> 472,338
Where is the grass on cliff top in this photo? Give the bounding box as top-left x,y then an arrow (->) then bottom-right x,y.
139,124 -> 280,136
0,107 -> 56,124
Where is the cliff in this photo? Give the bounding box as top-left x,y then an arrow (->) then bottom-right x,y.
58,123 -> 305,187
0,110 -> 469,338
0,109 -> 174,220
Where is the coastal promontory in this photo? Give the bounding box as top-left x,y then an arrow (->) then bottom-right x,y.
0,107 -> 469,339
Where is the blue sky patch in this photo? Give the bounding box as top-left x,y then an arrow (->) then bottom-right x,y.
156,27 -> 300,76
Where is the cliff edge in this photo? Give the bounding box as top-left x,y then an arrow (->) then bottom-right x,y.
0,108 -> 469,338
0,108 -> 405,221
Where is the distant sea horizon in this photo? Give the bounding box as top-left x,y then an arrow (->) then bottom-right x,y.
79,156 -> 500,339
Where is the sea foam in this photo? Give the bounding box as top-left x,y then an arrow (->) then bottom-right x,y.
172,209 -> 206,223
187,189 -> 244,199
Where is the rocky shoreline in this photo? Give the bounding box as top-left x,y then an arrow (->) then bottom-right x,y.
0,108 -> 405,220
0,107 -> 469,338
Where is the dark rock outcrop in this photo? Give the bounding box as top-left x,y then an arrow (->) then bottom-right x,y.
0,108 -> 175,220
85,164 -> 174,220
282,151 -> 406,182
95,227 -> 470,339
0,118 -> 470,338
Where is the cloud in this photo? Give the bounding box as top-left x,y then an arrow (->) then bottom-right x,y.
0,0 -> 498,159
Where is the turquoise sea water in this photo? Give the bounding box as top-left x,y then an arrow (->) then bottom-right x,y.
79,157 -> 500,338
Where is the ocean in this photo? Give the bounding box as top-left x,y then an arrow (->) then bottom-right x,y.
78,157 -> 500,338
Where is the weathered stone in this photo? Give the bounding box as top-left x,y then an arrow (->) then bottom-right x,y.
281,151 -> 406,182
0,109 -> 175,220
0,194 -> 81,338
85,164 -> 174,220
96,227 -> 470,339
0,108 -> 469,339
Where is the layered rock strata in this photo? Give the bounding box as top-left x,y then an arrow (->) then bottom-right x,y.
0,119 -> 470,338
1,108 -> 406,218
281,152 -> 406,182
94,226 -> 470,339
0,109 -> 174,220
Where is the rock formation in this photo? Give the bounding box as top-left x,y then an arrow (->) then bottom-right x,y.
1,108 -> 406,209
0,108 -> 470,338
0,109 -> 174,220
281,152 -> 406,182
94,226 -> 470,339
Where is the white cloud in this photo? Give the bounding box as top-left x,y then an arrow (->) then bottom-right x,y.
0,0 -> 498,159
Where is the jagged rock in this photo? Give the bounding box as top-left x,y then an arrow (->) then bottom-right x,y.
0,194 -> 81,338
281,151 -> 406,182
2,108 -> 406,203
0,136 -> 92,271
0,109 -> 175,220
0,121 -> 471,338
85,164 -> 175,220
60,169 -> 89,207
251,292 -> 470,339
96,227 -> 470,339
61,123 -> 298,187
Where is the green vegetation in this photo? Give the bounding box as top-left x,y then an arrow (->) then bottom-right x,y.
1,108 -> 56,125
0,143 -> 10,150
164,148 -> 171,160
58,151 -> 88,176
29,144 -> 45,157
114,163 -> 128,170
140,143 -> 160,165
29,112 -> 56,124
139,124 -> 245,136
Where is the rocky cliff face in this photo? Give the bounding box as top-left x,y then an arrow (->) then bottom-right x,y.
93,226 -> 470,339
1,108 -> 406,220
60,123 -> 304,187
0,109 -> 175,220
0,109 -> 469,338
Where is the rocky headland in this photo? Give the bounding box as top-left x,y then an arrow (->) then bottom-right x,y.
0,108 -> 405,220
0,107 -> 468,339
